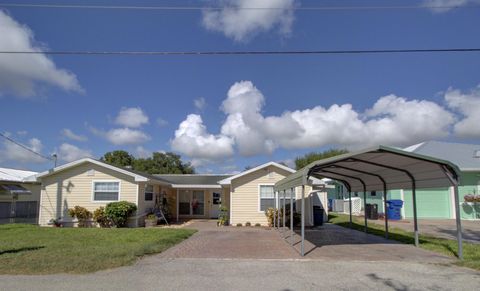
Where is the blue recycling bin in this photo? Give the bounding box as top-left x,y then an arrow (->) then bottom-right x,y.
386,200 -> 403,220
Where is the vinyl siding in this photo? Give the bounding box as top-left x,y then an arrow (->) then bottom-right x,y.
230,165 -> 292,226
38,162 -> 138,226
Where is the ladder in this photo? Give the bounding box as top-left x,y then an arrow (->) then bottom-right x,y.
153,195 -> 169,225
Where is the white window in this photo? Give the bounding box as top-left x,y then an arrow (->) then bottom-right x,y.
259,185 -> 275,211
93,181 -> 119,201
145,185 -> 154,201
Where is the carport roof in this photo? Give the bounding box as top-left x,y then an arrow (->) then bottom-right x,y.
275,145 -> 462,192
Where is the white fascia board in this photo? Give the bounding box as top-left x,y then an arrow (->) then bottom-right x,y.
218,161 -> 295,185
171,184 -> 222,189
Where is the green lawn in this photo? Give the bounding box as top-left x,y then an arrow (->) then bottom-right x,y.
0,224 -> 196,274
329,213 -> 480,270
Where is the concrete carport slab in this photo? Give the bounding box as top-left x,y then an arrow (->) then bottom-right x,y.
291,224 -> 452,263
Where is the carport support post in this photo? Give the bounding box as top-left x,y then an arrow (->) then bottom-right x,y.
383,185 -> 389,239
301,185 -> 305,256
348,191 -> 352,228
290,187 -> 294,245
453,185 -> 463,260
283,190 -> 286,234
273,191 -> 276,228
363,187 -> 367,233
412,183 -> 419,247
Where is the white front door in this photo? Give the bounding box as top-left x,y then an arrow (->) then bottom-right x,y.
209,192 -> 221,218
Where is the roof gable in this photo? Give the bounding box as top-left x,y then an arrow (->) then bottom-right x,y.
34,158 -> 153,183
218,162 -> 295,185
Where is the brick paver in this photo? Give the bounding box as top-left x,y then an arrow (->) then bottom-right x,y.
159,220 -> 453,264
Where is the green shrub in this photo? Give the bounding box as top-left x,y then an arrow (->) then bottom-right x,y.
236,223 -> 242,227
93,207 -> 112,228
254,223 -> 261,227
105,201 -> 137,227
265,208 -> 281,227
245,221 -> 251,227
217,205 -> 229,226
67,206 -> 92,227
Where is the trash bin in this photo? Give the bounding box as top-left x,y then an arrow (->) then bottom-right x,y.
365,203 -> 379,220
386,200 -> 403,220
313,206 -> 324,226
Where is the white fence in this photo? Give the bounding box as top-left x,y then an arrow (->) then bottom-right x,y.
333,197 -> 362,215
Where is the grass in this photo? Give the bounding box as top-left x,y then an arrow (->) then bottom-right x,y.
0,224 -> 196,274
328,213 -> 480,270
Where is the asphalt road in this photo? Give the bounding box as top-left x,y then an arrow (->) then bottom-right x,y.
1,258 -> 479,291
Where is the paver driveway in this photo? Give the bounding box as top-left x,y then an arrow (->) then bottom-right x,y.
160,220 -> 451,264
159,220 -> 298,259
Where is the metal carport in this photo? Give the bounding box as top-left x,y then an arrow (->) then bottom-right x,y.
274,145 -> 464,259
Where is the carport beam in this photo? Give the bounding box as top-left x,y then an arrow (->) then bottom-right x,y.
290,187 -> 294,245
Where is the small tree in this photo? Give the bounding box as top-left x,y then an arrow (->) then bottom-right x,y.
105,201 -> 137,227
67,206 -> 92,227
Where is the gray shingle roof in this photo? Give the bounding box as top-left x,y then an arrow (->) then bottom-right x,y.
154,174 -> 233,185
404,141 -> 480,171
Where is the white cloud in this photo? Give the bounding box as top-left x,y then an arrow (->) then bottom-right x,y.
61,128 -> 87,142
0,137 -> 46,163
445,85 -> 480,138
171,114 -> 235,162
172,80 -> 460,163
114,107 -> 149,128
202,0 -> 296,42
422,0 -> 479,13
57,143 -> 93,162
194,97 -> 207,111
105,128 -> 151,145
17,130 -> 28,136
0,11 -> 82,97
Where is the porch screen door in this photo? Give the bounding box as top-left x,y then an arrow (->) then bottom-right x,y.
192,190 -> 205,215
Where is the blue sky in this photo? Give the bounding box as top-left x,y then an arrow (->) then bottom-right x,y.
1,0 -> 480,173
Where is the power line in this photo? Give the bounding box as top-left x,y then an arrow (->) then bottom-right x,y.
0,48 -> 480,56
0,132 -> 53,161
0,3 -> 479,11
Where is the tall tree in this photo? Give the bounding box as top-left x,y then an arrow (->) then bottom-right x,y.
295,149 -> 349,170
133,152 -> 195,174
101,150 -> 134,168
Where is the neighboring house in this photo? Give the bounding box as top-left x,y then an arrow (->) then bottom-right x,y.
328,141 -> 480,220
0,167 -> 41,224
33,158 -> 318,227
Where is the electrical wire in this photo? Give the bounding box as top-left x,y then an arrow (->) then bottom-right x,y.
0,48 -> 479,56
0,3 -> 478,11
0,132 -> 52,161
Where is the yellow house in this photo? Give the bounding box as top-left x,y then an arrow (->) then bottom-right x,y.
32,158 -> 325,227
